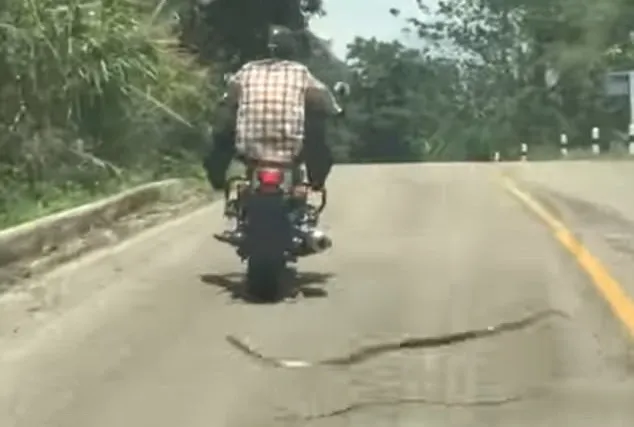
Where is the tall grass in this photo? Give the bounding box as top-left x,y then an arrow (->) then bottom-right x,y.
0,0 -> 218,227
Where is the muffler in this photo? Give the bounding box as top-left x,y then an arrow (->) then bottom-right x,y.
214,226 -> 332,257
305,228 -> 332,252
295,227 -> 332,256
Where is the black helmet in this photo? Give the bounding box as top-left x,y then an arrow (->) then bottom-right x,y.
267,25 -> 298,60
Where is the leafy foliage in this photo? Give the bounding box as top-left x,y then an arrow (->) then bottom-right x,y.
178,0 -> 324,70
379,0 -> 634,159
326,0 -> 634,162
0,0 -> 215,225
2,0 -> 633,226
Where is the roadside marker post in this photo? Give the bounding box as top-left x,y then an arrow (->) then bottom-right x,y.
560,133 -> 568,157
591,127 -> 600,154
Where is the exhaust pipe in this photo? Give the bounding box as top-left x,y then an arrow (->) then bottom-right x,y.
297,228 -> 332,255
306,228 -> 332,252
215,227 -> 332,256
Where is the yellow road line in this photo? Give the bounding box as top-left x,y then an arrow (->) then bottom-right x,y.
500,175 -> 634,338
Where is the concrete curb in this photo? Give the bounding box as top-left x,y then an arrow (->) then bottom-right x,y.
0,179 -> 197,269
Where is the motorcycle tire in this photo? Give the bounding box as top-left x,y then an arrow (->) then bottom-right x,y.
246,256 -> 286,301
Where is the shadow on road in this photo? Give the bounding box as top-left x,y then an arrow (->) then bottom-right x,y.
200,268 -> 333,303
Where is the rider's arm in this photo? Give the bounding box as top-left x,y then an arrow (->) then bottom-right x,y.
305,70 -> 343,116
222,66 -> 247,108
223,81 -> 240,109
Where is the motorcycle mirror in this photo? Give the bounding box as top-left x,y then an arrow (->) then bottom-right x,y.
333,81 -> 350,98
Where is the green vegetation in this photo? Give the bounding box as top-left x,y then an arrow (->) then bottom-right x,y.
1,0 -> 632,227
332,0 -> 634,162
0,0 -> 215,227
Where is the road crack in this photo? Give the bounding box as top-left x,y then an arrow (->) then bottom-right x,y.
275,388 -> 543,421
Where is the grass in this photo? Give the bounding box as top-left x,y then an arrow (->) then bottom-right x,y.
0,180 -> 134,229
0,0 -> 220,230
0,163 -> 210,229
0,159 -> 250,230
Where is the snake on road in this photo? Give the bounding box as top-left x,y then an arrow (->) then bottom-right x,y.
226,308 -> 567,368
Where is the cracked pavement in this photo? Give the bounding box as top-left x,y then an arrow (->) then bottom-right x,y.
0,162 -> 633,426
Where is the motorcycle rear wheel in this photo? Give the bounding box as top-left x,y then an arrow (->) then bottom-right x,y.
246,256 -> 286,301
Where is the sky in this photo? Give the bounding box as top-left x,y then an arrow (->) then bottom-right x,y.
309,0 -> 431,59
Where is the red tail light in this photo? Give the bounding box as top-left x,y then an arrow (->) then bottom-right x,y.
257,168 -> 283,186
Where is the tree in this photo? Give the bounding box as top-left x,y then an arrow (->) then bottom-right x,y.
0,0 -> 215,225
178,0 -> 324,70
402,0 -> 634,157
337,38 -> 463,162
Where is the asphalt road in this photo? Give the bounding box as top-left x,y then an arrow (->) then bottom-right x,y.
1,163 -> 633,427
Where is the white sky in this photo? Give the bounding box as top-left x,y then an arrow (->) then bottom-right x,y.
309,0 -> 432,58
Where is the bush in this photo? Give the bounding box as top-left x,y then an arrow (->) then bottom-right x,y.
0,0 -> 219,226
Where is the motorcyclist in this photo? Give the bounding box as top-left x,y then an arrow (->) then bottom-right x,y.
204,25 -> 346,244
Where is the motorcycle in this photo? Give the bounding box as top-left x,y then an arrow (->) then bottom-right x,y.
216,163 -> 330,298
214,81 -> 350,300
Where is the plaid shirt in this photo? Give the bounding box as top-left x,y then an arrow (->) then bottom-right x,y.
226,59 -> 341,164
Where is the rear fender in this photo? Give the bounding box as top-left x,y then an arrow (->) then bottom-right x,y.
241,191 -> 293,258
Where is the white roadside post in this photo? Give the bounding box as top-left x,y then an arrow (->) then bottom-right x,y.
629,123 -> 634,155
560,133 -> 568,157
591,127 -> 600,154
520,143 -> 527,161
494,151 -> 500,162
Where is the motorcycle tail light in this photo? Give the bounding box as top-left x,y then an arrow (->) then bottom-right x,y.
257,168 -> 283,186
